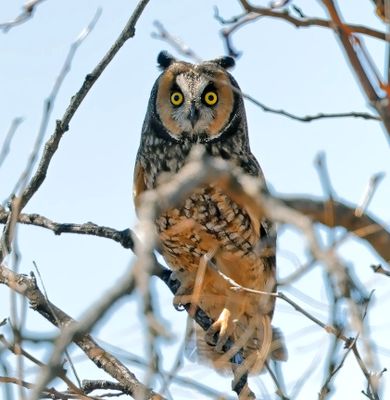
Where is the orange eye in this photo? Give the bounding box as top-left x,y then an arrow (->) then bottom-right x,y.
170,91 -> 184,106
203,91 -> 218,106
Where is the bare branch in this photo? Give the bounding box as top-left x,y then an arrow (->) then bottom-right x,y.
371,264 -> 390,277
319,338 -> 356,399
2,193 -> 388,264
264,362 -> 289,400
0,0 -> 47,33
355,172 -> 386,217
18,0 -> 151,212
214,9 -> 261,58
33,261 -> 82,388
243,93 -> 380,122
11,8 -> 102,199
0,264 -> 165,400
152,21 -> 202,63
238,0 -> 389,41
100,346 -> 237,399
1,146 -> 387,397
0,206 -> 134,249
319,0 -> 390,140
0,118 -> 23,169
0,334 -> 81,395
0,376 -> 80,399
281,197 -> 390,262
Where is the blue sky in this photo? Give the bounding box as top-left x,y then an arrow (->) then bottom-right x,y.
1,1 -> 389,399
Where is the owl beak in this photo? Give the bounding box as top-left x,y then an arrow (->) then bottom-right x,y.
189,103 -> 199,128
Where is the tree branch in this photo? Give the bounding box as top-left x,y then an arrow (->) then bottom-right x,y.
0,206 -> 134,249
2,193 -> 388,263
0,334 -> 81,396
238,0 -> 388,41
0,118 -> 24,169
1,149 -> 388,398
11,8 -> 102,199
18,0 -> 151,212
0,0 -> 48,33
282,197 -> 390,262
319,0 -> 390,141
243,93 -> 381,122
0,264 -> 165,400
0,376 -> 80,400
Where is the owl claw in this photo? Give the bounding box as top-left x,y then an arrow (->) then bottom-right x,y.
171,270 -> 196,312
173,302 -> 186,312
173,294 -> 194,309
171,271 -> 194,293
205,308 -> 234,353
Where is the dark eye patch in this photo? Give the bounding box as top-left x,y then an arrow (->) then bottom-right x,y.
170,82 -> 181,92
202,83 -> 217,96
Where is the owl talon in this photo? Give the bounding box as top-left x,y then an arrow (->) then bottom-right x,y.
205,308 -> 234,353
173,303 -> 186,312
173,294 -> 194,309
170,271 -> 194,294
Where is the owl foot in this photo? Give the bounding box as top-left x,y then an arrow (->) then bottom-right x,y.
170,270 -> 194,292
173,294 -> 195,311
171,269 -> 201,312
205,308 -> 234,353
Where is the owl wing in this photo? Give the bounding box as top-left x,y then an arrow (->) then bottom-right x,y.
133,161 -> 147,213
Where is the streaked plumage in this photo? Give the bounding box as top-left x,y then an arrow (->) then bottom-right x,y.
133,51 -> 286,374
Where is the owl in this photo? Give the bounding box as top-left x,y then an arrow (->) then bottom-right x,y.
133,51 -> 286,375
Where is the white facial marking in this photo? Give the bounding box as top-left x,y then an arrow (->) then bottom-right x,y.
172,74 -> 215,135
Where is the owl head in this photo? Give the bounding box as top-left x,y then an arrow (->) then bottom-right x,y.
147,51 -> 245,143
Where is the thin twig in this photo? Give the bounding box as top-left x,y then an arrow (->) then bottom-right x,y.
355,172 -> 386,217
0,207 -> 134,248
11,8 -> 102,199
0,118 -> 23,169
238,0 -> 389,41
0,334 -> 81,394
319,0 -> 390,141
152,21 -> 202,62
371,264 -> 390,277
33,261 -> 82,388
0,376 -> 70,399
244,93 -> 380,122
18,0 -> 150,212
319,338 -> 356,399
214,9 -> 261,58
0,264 -> 165,400
281,197 -> 390,263
0,0 -> 47,33
2,193 -> 388,263
100,342 -> 237,400
264,362 -> 289,399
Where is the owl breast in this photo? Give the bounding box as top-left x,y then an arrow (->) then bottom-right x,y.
157,186 -> 265,285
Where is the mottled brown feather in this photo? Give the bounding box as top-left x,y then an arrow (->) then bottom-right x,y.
133,162 -> 146,211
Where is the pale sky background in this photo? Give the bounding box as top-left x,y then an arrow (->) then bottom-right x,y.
1,1 -> 389,399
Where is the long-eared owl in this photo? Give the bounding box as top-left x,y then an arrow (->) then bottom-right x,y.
134,51 -> 285,374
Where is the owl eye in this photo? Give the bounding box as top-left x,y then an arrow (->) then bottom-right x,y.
170,91 -> 184,106
203,91 -> 218,106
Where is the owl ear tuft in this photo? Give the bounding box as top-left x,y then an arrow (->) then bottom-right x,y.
211,56 -> 235,70
157,51 -> 176,69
